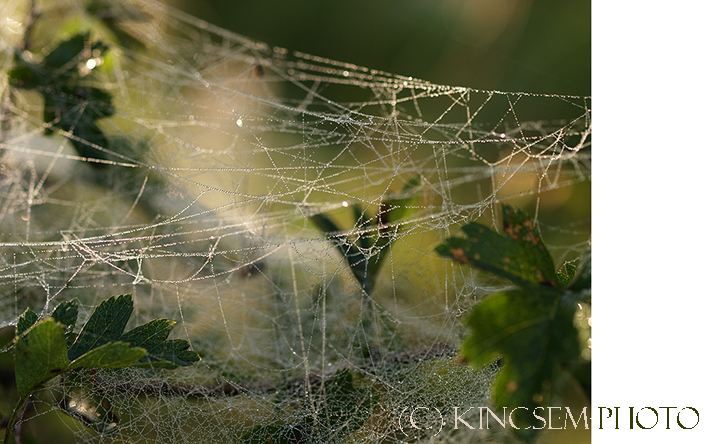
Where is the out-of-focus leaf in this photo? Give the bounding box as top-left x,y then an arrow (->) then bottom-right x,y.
240,368 -> 378,443
43,34 -> 88,69
240,423 -> 309,444
7,51 -> 40,88
8,33 -> 115,168
309,212 -> 342,235
87,0 -> 150,50
318,368 -> 379,439
310,177 -> 419,295
310,212 -> 369,290
351,203 -> 374,250
379,175 -> 420,228
14,319 -> 70,396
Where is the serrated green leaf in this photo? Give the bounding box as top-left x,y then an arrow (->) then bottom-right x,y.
556,262 -> 578,287
68,294 -> 133,360
461,287 -> 580,440
435,209 -> 557,288
497,204 -> 557,284
120,318 -> 175,349
567,252 -> 591,294
435,232 -> 537,288
158,339 -> 201,367
67,341 -> 146,370
14,319 -> 70,396
123,340 -> 198,369
16,307 -> 39,337
119,318 -> 198,367
51,298 -> 79,332
436,205 -> 589,442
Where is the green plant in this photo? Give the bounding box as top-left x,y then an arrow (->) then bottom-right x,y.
8,32 -> 115,169
309,177 -> 420,357
309,175 -> 420,297
240,368 -> 379,444
436,204 -> 591,442
3,294 -> 199,444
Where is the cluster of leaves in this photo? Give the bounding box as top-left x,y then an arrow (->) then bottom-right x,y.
436,204 -> 591,442
310,176 -> 420,295
241,368 -> 379,444
8,32 -> 115,168
4,294 -> 199,444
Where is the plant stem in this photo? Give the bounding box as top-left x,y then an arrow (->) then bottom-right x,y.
3,395 -> 29,444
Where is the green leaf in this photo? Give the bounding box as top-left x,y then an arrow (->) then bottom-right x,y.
120,319 -> 200,367
130,339 -> 200,368
496,204 -> 557,284
7,50 -> 40,89
351,203 -> 373,250
311,177 -> 419,295
556,262 -> 577,287
14,319 -> 70,396
120,318 -> 175,348
86,0 -> 149,50
567,252 -> 591,294
461,287 -> 580,440
309,212 -> 342,235
68,294 -> 133,360
318,368 -> 379,439
67,342 -> 146,370
16,307 -> 39,337
240,424 -> 309,444
436,205 -> 590,442
240,368 -> 378,443
379,175 -> 420,228
435,205 -> 557,288
43,34 -> 89,70
310,212 -> 369,290
51,298 -> 79,332
8,33 -> 115,170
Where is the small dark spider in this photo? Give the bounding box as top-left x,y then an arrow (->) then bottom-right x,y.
253,63 -> 264,78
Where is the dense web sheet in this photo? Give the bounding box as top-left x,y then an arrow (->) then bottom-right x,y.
0,0 -> 590,442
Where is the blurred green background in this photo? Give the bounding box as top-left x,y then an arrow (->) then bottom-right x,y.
177,0 -> 590,96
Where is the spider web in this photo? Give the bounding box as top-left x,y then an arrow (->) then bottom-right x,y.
0,0 -> 590,442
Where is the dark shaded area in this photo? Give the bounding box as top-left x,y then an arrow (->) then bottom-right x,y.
181,0 -> 590,95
